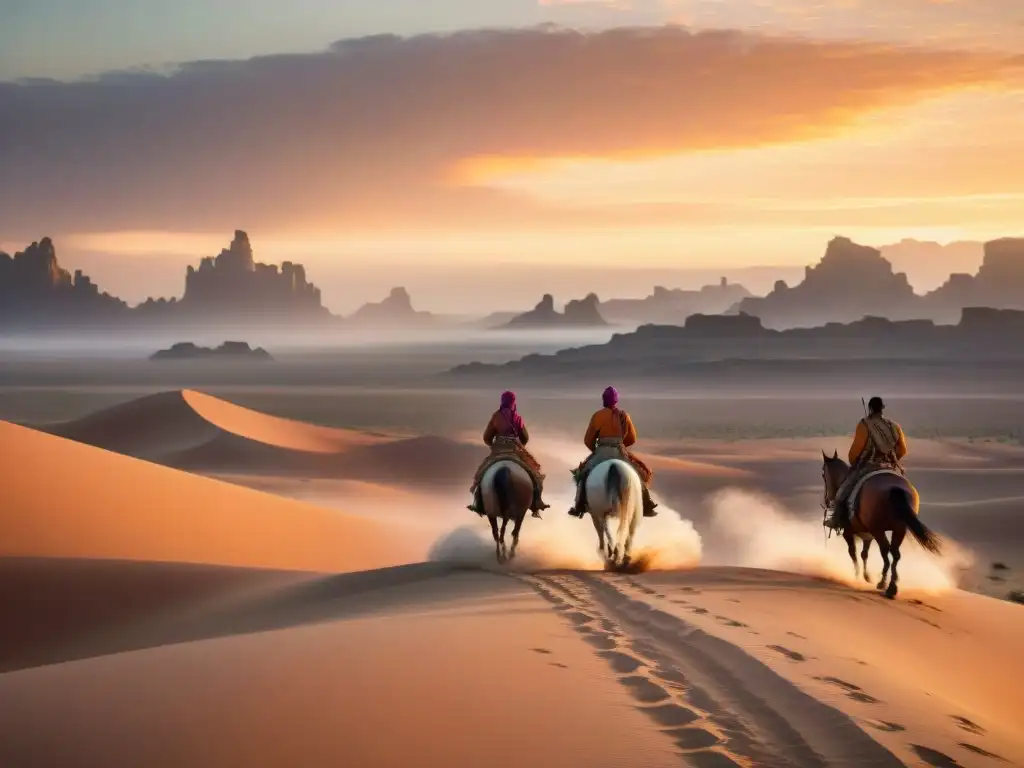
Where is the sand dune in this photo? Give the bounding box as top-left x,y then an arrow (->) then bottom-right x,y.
3,558 -> 1020,767
46,389 -> 482,487
0,420 -> 421,571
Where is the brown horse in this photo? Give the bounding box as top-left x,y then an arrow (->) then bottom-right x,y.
821,450 -> 942,599
480,460 -> 535,563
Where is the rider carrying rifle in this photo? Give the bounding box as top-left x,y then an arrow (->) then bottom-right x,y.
567,386 -> 658,518
827,396 -> 908,530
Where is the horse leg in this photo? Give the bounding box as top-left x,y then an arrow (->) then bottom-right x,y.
874,532 -> 891,592
508,514 -> 525,561
886,527 -> 905,600
621,516 -> 638,568
591,513 -> 606,558
499,517 -> 511,562
489,515 -> 503,563
844,531 -> 858,581
860,538 -> 872,584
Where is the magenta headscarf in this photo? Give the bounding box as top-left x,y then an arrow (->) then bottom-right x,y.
499,390 -> 525,436
602,386 -> 619,409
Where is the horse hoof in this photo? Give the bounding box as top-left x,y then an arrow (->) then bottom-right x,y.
876,581 -> 887,591
884,586 -> 898,600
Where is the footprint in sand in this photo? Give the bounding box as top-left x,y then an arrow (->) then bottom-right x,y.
959,743 -> 1007,762
715,616 -> 748,628
652,666 -> 687,689
641,702 -> 701,728
787,631 -> 808,640
951,715 -> 986,736
686,751 -> 744,767
550,662 -> 568,669
767,645 -> 806,662
565,611 -> 594,627
815,676 -> 881,704
599,650 -> 645,674
581,632 -> 617,651
529,648 -> 552,655
664,726 -> 721,750
865,720 -> 906,733
911,744 -> 963,767
689,607 -> 710,615
620,675 -> 671,704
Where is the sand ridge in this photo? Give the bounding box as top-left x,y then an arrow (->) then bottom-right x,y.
0,420 -> 422,572
46,389 -> 483,487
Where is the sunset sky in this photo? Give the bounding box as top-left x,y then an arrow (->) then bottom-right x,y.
1,0 -> 1022,311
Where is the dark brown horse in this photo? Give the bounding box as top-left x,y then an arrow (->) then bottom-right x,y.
821,450 -> 942,599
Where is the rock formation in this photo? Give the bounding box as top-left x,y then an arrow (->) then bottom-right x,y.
449,307 -> 1024,381
347,287 -> 435,327
601,278 -> 752,324
0,237 -> 127,326
150,341 -> 273,361
182,231 -> 326,318
506,293 -> 607,327
737,237 -> 918,329
923,238 -> 1024,321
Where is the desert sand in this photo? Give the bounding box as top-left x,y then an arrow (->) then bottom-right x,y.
2,389 -> 1023,767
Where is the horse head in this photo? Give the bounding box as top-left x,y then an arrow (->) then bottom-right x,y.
820,449 -> 845,507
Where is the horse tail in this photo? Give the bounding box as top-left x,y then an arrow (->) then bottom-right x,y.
493,464 -> 513,519
606,462 -> 632,550
890,487 -> 942,555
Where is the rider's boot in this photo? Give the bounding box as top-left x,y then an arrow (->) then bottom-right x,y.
567,480 -> 588,518
531,484 -> 550,519
467,486 -> 485,516
641,486 -> 659,517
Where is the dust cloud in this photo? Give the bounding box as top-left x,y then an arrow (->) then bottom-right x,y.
427,489 -> 702,573
704,488 -> 975,594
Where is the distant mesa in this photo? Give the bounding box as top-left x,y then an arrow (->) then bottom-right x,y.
506,293 -> 608,328
448,306 -> 1024,382
347,287 -> 437,328
737,236 -> 1024,329
150,341 -> 273,361
601,278 -> 752,325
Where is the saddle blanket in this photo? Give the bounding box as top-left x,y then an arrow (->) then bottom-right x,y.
847,469 -> 904,514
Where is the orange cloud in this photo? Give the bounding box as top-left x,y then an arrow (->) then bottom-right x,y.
0,26 -> 1020,237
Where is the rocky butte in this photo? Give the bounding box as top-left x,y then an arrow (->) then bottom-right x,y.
0,231 -> 332,329
179,230 -> 327,320
0,237 -> 127,327
923,238 -> 1024,322
737,237 -> 918,329
506,293 -> 608,328
346,287 -> 437,328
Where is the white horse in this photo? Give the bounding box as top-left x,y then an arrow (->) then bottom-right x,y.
586,458 -> 643,568
480,460 -> 534,563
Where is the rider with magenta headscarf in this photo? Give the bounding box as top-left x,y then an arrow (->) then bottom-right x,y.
468,390 -> 549,518
567,386 -> 658,518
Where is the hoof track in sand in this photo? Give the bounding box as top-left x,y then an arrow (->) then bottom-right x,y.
518,572 -> 903,767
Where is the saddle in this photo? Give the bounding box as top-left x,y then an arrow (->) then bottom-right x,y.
572,437 -> 654,485
471,436 -> 544,491
846,465 -> 905,516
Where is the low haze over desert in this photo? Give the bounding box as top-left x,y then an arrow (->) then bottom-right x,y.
3,2 -> 1024,767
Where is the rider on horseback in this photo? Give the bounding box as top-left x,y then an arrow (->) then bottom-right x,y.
826,396 -> 908,531
567,386 -> 658,519
468,391 -> 550,518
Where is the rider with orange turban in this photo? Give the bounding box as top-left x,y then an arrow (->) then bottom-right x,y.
568,386 -> 658,518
